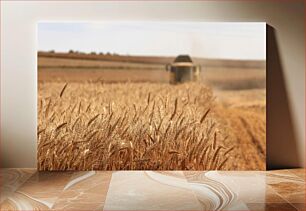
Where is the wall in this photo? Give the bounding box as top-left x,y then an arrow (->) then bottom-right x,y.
1,1 -> 304,168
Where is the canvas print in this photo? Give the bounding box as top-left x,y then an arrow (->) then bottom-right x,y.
37,22 -> 266,170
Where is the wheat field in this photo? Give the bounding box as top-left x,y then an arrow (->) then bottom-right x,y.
38,82 -> 232,170
38,81 -> 265,171
37,53 -> 266,171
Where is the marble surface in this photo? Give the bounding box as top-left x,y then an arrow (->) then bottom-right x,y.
0,169 -> 304,210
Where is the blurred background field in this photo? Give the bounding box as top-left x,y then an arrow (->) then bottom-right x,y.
38,51 -> 265,90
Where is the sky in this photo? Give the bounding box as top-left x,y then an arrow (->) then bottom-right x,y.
38,22 -> 266,60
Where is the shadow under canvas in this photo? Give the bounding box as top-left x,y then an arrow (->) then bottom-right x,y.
266,25 -> 300,170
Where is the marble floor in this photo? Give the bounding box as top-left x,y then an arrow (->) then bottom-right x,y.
0,169 -> 304,210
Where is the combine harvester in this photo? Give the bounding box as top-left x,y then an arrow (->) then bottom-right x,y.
166,55 -> 201,84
